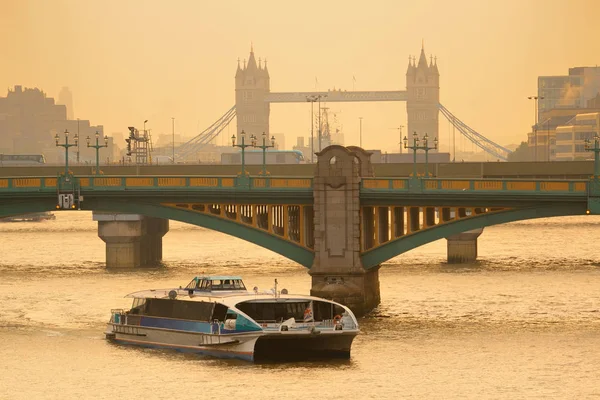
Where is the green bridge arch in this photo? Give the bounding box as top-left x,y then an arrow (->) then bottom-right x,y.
0,199 -> 589,271
0,198 -> 315,268
360,204 -> 588,269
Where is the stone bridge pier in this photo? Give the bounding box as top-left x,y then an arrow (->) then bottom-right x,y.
310,145 -> 380,316
446,228 -> 483,263
93,212 -> 169,268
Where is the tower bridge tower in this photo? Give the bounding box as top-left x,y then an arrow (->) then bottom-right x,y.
235,45 -> 270,137
406,45 -> 440,147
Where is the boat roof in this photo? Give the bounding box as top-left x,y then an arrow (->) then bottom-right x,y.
124,289 -> 346,309
193,275 -> 243,281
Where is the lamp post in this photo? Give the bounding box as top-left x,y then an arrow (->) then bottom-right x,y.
172,117 -> 175,164
86,131 -> 108,174
251,132 -> 276,175
359,117 -> 363,148
76,118 -> 80,164
403,132 -> 438,178
585,134 -> 600,178
231,130 -> 252,177
55,129 -> 78,177
528,96 -> 544,161
306,95 -> 317,163
318,94 -> 327,151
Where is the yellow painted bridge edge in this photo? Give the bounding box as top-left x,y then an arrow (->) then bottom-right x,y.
363,179 -> 588,192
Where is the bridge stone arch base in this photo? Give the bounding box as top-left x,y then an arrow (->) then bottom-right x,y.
93,212 -> 169,268
311,145 -> 380,316
0,198 -> 314,269
87,200 -> 315,268
361,204 -> 587,269
447,228 -> 483,264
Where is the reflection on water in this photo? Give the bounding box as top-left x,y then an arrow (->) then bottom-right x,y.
1,212 -> 600,399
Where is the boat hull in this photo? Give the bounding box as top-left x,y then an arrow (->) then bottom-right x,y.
105,323 -> 260,362
106,323 -> 358,362
253,331 -> 358,362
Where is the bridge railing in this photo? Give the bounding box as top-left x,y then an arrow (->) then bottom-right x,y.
0,175 -> 314,192
361,177 -> 589,195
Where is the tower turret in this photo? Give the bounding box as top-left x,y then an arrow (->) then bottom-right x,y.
235,45 -> 270,137
406,43 -> 440,149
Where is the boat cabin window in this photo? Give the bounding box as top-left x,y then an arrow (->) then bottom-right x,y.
136,298 -> 227,322
186,277 -> 247,291
236,300 -> 345,323
128,298 -> 147,314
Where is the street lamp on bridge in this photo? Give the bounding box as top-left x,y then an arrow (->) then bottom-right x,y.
251,132 -> 276,175
528,95 -> 544,161
306,95 -> 317,163
403,132 -> 438,178
585,134 -> 600,179
87,131 -> 108,175
231,130 -> 252,177
55,129 -> 78,177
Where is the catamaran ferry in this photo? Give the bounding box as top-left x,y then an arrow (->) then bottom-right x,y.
105,276 -> 359,362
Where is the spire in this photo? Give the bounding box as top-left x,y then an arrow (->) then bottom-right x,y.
417,45 -> 428,69
235,57 -> 242,77
264,58 -> 269,77
247,45 -> 258,70
406,54 -> 415,75
431,55 -> 439,75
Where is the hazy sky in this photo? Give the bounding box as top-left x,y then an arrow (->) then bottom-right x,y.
1,0 -> 600,153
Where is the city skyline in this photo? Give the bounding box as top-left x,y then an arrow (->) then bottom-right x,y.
1,0 -> 600,153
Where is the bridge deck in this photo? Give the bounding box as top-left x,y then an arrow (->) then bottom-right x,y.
265,90 -> 407,103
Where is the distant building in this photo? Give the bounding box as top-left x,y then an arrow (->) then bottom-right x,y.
57,86 -> 74,120
553,112 -> 599,161
0,85 -> 111,163
538,66 -> 600,123
0,85 -> 66,154
529,107 -> 600,161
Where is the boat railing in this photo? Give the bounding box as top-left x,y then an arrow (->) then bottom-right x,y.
110,309 -> 125,324
256,318 -> 356,330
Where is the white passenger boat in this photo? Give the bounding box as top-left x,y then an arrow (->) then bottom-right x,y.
105,276 -> 359,362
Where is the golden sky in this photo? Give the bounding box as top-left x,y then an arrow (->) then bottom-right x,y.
1,0 -> 599,152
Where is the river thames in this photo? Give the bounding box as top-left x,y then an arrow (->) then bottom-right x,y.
1,212 -> 599,399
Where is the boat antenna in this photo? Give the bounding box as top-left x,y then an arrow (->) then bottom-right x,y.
274,279 -> 278,298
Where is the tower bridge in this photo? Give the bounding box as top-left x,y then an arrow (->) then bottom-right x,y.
177,43 -> 511,161
234,44 -> 439,149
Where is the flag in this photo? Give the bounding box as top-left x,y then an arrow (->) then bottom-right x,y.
303,301 -> 314,322
315,77 -> 319,85
353,75 -> 356,82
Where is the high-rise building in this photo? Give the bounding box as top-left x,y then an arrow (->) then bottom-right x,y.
0,85 -> 109,162
0,85 -> 67,154
235,45 -> 270,137
406,45 -> 440,147
57,86 -> 74,120
538,66 -> 600,123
